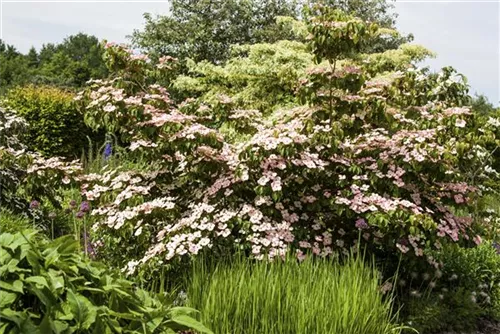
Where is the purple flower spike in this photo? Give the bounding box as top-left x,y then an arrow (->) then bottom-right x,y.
76,211 -> 85,219
104,142 -> 112,160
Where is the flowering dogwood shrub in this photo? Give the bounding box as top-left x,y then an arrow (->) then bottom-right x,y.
78,7 -> 498,275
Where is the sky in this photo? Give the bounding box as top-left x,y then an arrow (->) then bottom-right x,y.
0,0 -> 499,105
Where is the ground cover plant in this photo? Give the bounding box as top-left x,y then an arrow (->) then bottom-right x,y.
0,230 -> 211,334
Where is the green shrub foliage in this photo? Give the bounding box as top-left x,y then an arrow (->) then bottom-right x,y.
3,85 -> 100,158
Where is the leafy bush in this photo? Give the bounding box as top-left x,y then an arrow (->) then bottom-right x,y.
0,107 -> 30,211
0,209 -> 31,233
0,230 -> 212,334
76,7 -> 498,278
187,254 -> 404,334
3,85 -> 101,158
398,242 -> 500,332
403,288 -> 482,333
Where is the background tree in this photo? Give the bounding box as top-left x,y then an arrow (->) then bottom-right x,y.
471,93 -> 497,114
0,33 -> 108,92
131,0 -> 301,64
0,41 -> 31,93
132,0 -> 411,65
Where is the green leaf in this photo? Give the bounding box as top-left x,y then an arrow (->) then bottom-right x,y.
52,320 -> 69,334
167,314 -> 213,334
0,280 -> 23,293
67,289 -> 97,330
0,233 -> 15,248
47,269 -> 65,291
25,276 -> 49,289
0,290 -> 17,308
30,286 -> 59,308
0,248 -> 12,264
0,308 -> 26,328
38,313 -> 52,334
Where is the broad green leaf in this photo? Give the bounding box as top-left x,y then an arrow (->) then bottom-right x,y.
47,269 -> 65,291
0,290 -> 17,307
25,276 -> 49,289
0,233 -> 14,247
52,320 -> 69,334
0,308 -> 26,327
0,248 -> 12,264
0,280 -> 23,293
67,290 -> 97,330
29,286 -> 58,308
38,313 -> 52,334
167,315 -> 214,334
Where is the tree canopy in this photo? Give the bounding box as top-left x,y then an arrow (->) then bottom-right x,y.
0,33 -> 107,93
132,0 -> 411,65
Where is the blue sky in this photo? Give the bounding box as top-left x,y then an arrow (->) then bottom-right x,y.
1,0 -> 499,105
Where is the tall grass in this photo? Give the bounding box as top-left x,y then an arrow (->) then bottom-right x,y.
187,254 -> 405,334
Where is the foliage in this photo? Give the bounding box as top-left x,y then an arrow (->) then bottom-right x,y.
0,41 -> 31,94
0,34 -> 107,93
395,242 -> 500,332
0,107 -> 29,211
3,85 -> 101,158
131,0 -> 409,66
0,210 -> 31,234
173,40 -> 313,114
187,254 -> 404,334
74,6 -> 495,280
33,33 -> 108,88
403,288 -> 482,333
131,0 -> 300,65
436,242 -> 500,316
0,230 -> 212,334
0,106 -> 82,219
472,93 -> 497,115
76,7 -> 499,278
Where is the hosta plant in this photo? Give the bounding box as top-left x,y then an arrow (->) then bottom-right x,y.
0,230 -> 211,334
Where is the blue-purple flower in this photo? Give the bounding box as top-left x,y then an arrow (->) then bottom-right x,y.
80,201 -> 90,213
104,142 -> 112,160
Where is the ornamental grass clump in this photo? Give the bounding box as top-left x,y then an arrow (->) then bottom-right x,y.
187,254 -> 405,334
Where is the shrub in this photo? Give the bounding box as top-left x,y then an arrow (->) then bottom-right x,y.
186,254 -> 405,334
3,85 -> 101,158
0,209 -> 31,233
398,242 -> 500,332
0,230 -> 212,334
77,7 -> 498,277
0,107 -> 29,212
403,288 -> 482,333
